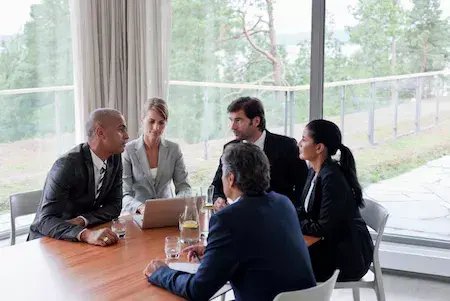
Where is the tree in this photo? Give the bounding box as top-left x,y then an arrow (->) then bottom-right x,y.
347,0 -> 407,77
404,0 -> 450,73
0,0 -> 73,143
169,0 -> 292,144
0,34 -> 38,142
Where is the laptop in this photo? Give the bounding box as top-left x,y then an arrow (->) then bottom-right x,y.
133,196 -> 204,229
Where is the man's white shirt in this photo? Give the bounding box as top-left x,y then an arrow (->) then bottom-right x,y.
76,149 -> 107,240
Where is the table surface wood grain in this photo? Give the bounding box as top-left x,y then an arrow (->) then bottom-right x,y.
0,215 -> 320,301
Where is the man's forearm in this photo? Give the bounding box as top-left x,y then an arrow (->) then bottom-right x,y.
82,202 -> 121,225
37,215 -> 85,241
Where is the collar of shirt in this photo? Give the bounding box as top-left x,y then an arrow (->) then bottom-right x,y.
89,148 -> 107,171
227,195 -> 242,205
253,130 -> 266,150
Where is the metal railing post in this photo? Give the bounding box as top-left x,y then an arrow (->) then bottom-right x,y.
393,79 -> 399,138
289,90 -> 295,137
436,76 -> 442,124
415,76 -> 423,133
340,86 -> 346,143
368,82 -> 376,145
284,91 -> 288,136
54,92 -> 62,155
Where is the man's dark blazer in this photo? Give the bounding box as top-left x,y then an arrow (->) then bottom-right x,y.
28,143 -> 123,241
211,131 -> 308,206
149,191 -> 316,301
297,159 -> 374,282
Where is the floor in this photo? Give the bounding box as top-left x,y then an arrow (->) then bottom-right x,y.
218,272 -> 450,301
331,272 -> 450,301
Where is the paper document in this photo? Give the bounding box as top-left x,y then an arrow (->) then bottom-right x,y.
168,262 -> 232,300
168,262 -> 200,274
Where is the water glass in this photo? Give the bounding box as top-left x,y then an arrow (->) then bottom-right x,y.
165,236 -> 181,260
200,185 -> 215,210
111,218 -> 127,238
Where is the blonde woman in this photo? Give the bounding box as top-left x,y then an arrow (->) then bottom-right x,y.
122,98 -> 191,214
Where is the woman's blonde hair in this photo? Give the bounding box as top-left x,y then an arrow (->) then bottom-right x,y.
142,97 -> 169,121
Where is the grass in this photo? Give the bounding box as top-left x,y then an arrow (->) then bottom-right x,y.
356,121 -> 450,185
1,109 -> 449,214
0,176 -> 45,212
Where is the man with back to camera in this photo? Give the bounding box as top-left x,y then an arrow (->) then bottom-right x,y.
29,108 -> 129,246
144,143 -> 316,301
212,96 -> 309,211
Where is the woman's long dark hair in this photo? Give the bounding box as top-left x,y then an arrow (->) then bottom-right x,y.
306,119 -> 363,207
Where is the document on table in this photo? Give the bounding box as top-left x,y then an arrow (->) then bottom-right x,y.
168,262 -> 200,274
168,262 -> 232,300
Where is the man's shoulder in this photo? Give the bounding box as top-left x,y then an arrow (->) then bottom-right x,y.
266,131 -> 297,145
55,143 -> 86,165
215,192 -> 295,226
251,191 -> 294,210
223,138 -> 240,149
48,144 -> 86,180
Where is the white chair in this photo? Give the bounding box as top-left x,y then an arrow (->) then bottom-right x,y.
9,190 -> 42,245
334,198 -> 389,301
273,270 -> 339,301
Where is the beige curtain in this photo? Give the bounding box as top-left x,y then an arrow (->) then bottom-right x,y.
147,0 -> 172,100
70,0 -> 149,142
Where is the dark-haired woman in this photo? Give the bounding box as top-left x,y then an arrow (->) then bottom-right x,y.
297,119 -> 374,282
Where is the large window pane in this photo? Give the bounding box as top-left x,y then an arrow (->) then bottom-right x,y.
169,0 -> 312,191
0,0 -> 74,233
324,0 -> 450,241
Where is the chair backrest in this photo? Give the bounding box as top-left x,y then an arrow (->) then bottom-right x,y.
360,198 -> 389,269
361,198 -> 389,234
273,270 -> 339,301
9,189 -> 42,245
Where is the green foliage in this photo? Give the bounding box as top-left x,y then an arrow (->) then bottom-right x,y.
404,0 -> 450,72
347,0 -> 407,77
1,0 -> 450,144
0,0 -> 73,143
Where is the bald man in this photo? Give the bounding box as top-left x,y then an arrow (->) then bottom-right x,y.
29,109 -> 129,245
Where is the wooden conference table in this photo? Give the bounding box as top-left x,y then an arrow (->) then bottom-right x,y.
0,215 -> 320,301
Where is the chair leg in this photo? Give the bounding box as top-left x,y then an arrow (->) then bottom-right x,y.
352,288 -> 361,301
374,266 -> 386,301
375,284 -> 386,301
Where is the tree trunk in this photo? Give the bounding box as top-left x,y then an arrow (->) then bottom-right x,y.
391,37 -> 397,105
266,0 -> 280,86
265,0 -> 283,107
420,40 -> 428,73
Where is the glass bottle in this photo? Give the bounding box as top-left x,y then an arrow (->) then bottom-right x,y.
179,196 -> 200,244
200,185 -> 215,238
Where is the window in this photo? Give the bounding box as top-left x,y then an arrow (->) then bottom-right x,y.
169,0 -> 312,191
0,0 -> 75,234
324,0 -> 450,242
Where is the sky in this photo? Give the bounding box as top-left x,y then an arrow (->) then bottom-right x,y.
1,0 -> 450,36
0,0 -> 39,35
271,0 -> 450,34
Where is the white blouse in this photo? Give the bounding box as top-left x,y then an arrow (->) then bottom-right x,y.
304,175 -> 317,212
150,167 -> 158,179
